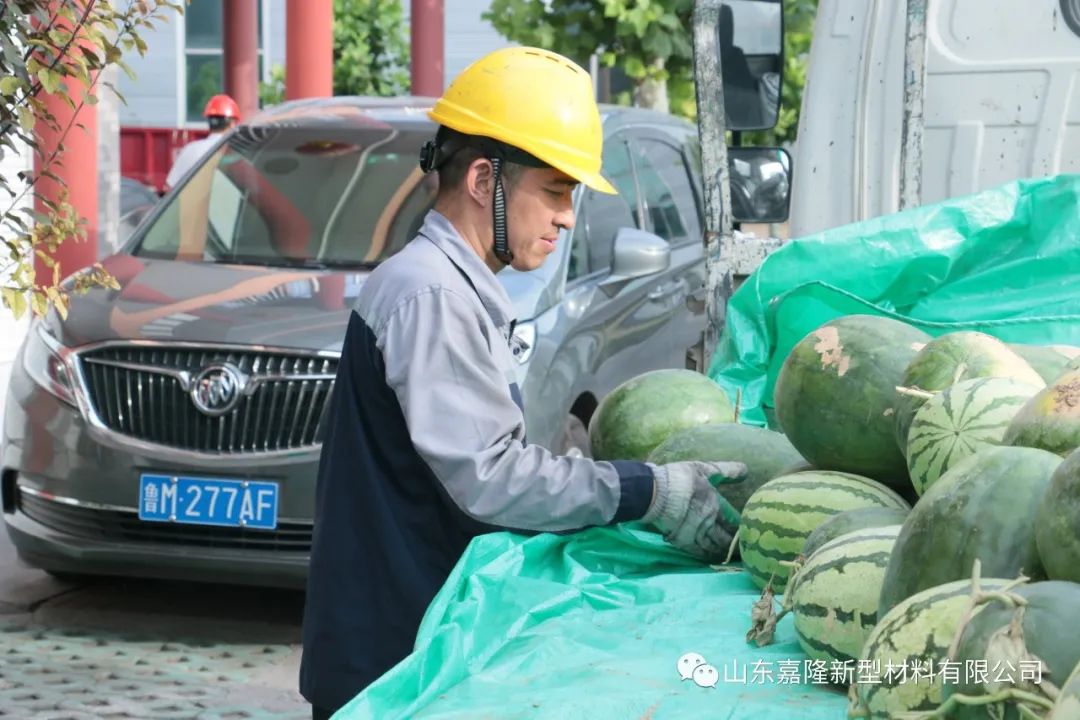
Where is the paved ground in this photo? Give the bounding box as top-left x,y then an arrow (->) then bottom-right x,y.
0,531 -> 311,719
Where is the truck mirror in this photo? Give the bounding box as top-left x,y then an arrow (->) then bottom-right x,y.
719,0 -> 784,131
728,146 -> 791,223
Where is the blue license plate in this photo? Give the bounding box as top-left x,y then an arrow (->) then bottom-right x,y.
138,474 -> 279,530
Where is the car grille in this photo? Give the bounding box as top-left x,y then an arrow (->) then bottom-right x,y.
76,346 -> 337,455
17,488 -> 312,552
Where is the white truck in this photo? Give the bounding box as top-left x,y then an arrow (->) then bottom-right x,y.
695,0 -> 1080,368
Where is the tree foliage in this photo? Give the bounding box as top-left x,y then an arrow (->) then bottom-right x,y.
0,0 -> 181,321
260,0 -> 410,105
483,0 -> 694,113
483,0 -> 819,142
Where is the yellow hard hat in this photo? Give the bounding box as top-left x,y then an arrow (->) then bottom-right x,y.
428,47 -> 616,195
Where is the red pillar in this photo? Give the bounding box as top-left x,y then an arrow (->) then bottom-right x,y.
411,0 -> 444,97
223,0 -> 260,119
286,0 -> 334,100
34,4 -> 97,284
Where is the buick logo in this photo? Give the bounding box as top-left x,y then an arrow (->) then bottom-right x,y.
191,363 -> 245,416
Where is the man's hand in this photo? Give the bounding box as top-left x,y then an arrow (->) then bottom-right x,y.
642,460 -> 747,562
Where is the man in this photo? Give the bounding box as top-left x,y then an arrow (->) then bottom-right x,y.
299,46 -> 746,720
164,94 -> 240,190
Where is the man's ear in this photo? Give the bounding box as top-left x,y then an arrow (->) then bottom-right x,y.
465,157 -> 495,207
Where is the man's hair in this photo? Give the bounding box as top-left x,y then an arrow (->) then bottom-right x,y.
437,148 -> 526,197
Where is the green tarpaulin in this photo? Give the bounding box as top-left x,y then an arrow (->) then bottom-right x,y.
708,173 -> 1080,426
335,175 -> 1080,719
337,525 -> 849,719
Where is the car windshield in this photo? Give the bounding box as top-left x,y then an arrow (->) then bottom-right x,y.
131,124 -> 438,269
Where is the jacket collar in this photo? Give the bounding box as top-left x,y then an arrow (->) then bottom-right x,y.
416,209 -> 515,330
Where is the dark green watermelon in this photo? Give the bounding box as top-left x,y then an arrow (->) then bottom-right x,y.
946,581 -> 1080,720
1035,447 -> 1080,583
1003,369 -> 1080,457
588,369 -> 736,462
877,446 -> 1062,616
773,314 -> 930,491
646,422 -> 805,511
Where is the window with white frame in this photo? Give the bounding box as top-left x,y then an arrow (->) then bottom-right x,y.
184,0 -> 269,123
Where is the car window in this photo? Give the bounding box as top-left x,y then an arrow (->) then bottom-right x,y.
133,126 -> 436,268
632,138 -> 701,245
568,138 -> 638,279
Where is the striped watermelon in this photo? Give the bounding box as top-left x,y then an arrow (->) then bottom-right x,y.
786,526 -> 901,666
894,331 -> 1045,452
849,577 -> 1011,719
1049,661 -> 1080,720
800,506 -> 910,561
906,377 -> 1042,496
738,470 -> 911,592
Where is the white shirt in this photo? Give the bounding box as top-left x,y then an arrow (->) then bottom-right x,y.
165,134 -> 223,190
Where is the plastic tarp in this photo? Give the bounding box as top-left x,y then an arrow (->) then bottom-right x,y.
335,175 -> 1080,719
336,524 -> 849,719
707,173 -> 1080,427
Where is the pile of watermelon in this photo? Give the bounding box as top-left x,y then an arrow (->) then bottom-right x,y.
587,314 -> 1080,719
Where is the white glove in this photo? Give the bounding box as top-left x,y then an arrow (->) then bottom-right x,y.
642,460 -> 747,562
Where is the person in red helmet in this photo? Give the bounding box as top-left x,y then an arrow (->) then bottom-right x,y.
164,94 -> 242,190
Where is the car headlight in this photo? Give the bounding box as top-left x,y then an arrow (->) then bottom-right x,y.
510,321 -> 535,365
22,320 -> 78,407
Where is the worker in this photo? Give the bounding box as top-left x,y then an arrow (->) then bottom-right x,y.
164,94 -> 240,191
298,46 -> 747,720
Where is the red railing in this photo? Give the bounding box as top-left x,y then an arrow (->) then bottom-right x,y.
120,126 -> 209,194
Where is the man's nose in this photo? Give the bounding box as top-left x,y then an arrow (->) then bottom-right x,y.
555,204 -> 576,231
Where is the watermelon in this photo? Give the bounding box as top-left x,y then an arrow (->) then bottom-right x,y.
801,506 -> 910,561
645,423 -> 806,511
894,331 -> 1045,452
773,314 -> 931,490
1010,343 -> 1080,384
738,470 -> 911,591
786,526 -> 901,666
1049,660 -> 1080,720
906,377 -> 1042,496
1035,447 -> 1080,583
1002,369 -> 1080,457
945,581 -> 1080,720
587,369 -> 735,461
849,577 -> 1012,719
878,446 -> 1063,616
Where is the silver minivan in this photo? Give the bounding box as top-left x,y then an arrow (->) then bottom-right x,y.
1,97 -> 708,588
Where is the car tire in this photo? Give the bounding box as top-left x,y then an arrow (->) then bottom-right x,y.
556,415 -> 591,459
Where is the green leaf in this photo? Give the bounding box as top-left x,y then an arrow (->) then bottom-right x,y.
17,106 -> 34,131
0,75 -> 21,95
2,288 -> 28,321
37,67 -> 61,94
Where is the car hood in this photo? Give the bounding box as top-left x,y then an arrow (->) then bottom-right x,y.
51,255 -> 367,354
48,254 -> 558,354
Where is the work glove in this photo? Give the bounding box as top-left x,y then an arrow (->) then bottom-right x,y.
642,460 -> 747,563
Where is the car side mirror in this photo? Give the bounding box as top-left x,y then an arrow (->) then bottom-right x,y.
728,146 -> 792,224
719,0 -> 784,131
599,228 -> 671,298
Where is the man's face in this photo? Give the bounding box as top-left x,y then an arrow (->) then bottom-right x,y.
504,167 -> 578,272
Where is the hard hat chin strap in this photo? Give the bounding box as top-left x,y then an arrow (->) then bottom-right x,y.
491,157 -> 513,266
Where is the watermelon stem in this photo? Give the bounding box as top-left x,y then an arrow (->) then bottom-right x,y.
952,362 -> 968,387
733,388 -> 742,423
723,528 -> 740,565
946,560 -> 1031,661
895,385 -> 936,400
892,689 -> 1055,719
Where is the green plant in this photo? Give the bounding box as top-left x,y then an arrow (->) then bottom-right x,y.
332,0 -> 409,96
0,0 -> 182,320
